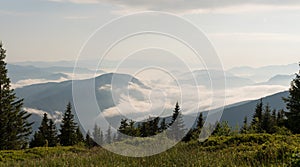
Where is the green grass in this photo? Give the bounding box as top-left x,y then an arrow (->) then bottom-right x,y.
1,134 -> 300,167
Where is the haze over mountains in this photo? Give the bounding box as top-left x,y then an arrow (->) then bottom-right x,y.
8,61 -> 298,132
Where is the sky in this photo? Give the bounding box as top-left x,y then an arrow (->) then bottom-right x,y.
1,0 -> 300,69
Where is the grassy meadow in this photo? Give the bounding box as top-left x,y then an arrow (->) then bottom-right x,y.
1,134 -> 300,167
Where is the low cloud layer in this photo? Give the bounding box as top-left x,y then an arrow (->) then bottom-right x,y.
11,77 -> 68,89
24,108 -> 63,124
101,79 -> 288,120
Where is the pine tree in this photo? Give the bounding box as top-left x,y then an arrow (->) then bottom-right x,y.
47,119 -> 58,147
140,121 -> 149,137
118,119 -> 129,139
283,63 -> 300,133
148,117 -> 159,136
127,120 -> 136,137
251,100 -> 263,133
196,112 -> 204,130
159,118 -> 168,132
271,109 -> 277,125
30,114 -> 58,148
59,102 -> 77,146
212,121 -> 231,136
85,131 -> 95,148
240,116 -> 248,134
276,109 -> 285,127
30,113 -> 49,147
75,126 -> 84,143
93,124 -> 103,145
212,122 -> 222,136
30,132 -> 42,147
106,126 -> 112,144
0,42 -> 33,150
261,104 -> 272,133
168,102 -> 186,140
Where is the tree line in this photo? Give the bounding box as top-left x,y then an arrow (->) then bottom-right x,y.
1,42 -> 300,150
30,102 -> 84,147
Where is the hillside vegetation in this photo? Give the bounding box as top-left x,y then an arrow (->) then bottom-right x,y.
1,134 -> 300,167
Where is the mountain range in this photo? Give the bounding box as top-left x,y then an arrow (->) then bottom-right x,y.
8,61 -> 297,133
14,72 -> 290,133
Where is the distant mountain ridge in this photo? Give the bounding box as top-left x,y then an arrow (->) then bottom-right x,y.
15,73 -> 290,133
220,91 -> 288,127
228,63 -> 298,82
10,61 -> 296,133
179,69 -> 255,88
15,73 -> 151,131
7,64 -> 69,83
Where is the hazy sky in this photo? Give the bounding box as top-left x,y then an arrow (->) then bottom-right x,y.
1,0 -> 300,69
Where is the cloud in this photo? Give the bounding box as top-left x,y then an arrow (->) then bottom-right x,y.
0,10 -> 33,16
49,0 -> 300,14
48,0 -> 99,4
24,108 -> 63,123
111,1 -> 300,14
63,16 -> 93,20
11,77 -> 68,89
225,85 -> 288,105
99,84 -> 111,90
101,80 -> 212,120
101,80 -> 288,119
210,32 -> 300,42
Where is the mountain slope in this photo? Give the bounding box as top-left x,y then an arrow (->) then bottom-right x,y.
15,73 -> 150,131
15,73 -> 149,113
220,91 -> 289,127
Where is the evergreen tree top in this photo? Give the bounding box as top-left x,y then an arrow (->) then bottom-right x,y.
0,42 -> 32,150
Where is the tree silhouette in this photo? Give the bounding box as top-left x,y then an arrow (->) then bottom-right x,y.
59,102 -> 77,146
0,42 -> 32,150
251,100 -> 263,133
240,116 -> 248,134
168,102 -> 186,141
93,124 -> 103,145
283,63 -> 300,133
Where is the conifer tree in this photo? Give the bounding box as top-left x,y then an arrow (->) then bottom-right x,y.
251,100 -> 263,133
30,113 -> 49,147
196,112 -> 204,131
271,109 -> 277,126
118,119 -> 129,139
40,113 -> 49,138
212,122 -> 221,136
106,126 -> 112,144
30,114 -> 58,147
159,118 -> 168,132
0,42 -> 32,150
261,104 -> 272,133
126,120 -> 136,136
240,116 -> 248,134
93,124 -> 103,145
283,63 -> 300,133
140,121 -> 149,137
148,117 -> 159,136
212,121 -> 231,136
75,126 -> 84,143
59,102 -> 77,146
168,102 -> 186,140
47,119 -> 58,147
276,109 -> 285,127
85,131 -> 95,148
30,132 -> 44,148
